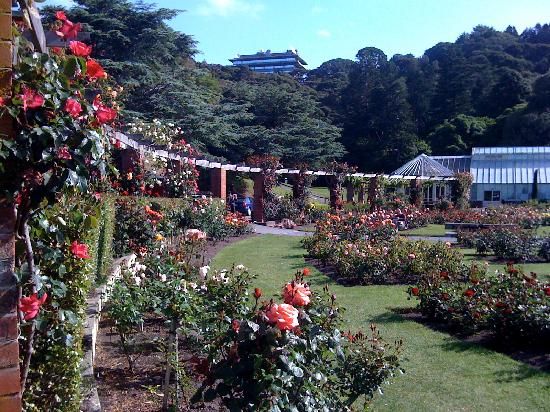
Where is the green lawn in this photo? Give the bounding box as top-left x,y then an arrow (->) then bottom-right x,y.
213,235 -> 550,412
400,223 -> 447,237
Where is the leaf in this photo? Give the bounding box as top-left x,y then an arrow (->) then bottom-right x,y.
203,388 -> 217,402
63,57 -> 79,78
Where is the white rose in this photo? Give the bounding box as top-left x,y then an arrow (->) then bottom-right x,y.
199,266 -> 210,280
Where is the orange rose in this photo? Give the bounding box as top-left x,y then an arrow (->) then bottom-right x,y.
265,303 -> 299,331
282,282 -> 311,306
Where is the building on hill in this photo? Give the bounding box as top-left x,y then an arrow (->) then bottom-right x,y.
229,49 -> 307,73
392,147 -> 550,206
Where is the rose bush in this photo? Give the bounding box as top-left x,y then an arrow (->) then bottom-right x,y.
409,263 -> 550,342
192,270 -> 403,411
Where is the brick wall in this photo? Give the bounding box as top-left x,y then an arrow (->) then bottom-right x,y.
0,1 -> 22,410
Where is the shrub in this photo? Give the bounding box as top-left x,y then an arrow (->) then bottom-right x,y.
458,227 -> 550,262
410,264 -> 550,342
334,238 -> 463,285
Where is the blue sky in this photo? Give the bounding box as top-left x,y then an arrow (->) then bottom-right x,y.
42,0 -> 550,69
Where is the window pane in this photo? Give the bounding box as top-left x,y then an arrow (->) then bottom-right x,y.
484,191 -> 492,201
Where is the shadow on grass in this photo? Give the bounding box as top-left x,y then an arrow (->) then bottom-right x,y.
370,310 -> 411,324
403,312 -> 550,375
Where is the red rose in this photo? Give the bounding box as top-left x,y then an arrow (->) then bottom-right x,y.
70,241 -> 91,259
21,87 -> 44,111
231,319 -> 240,333
464,289 -> 475,298
93,95 -> 117,124
56,19 -> 81,40
55,11 -> 67,21
544,287 -> 550,297
0,96 -> 7,106
69,41 -> 92,57
96,104 -> 117,124
86,59 -> 107,80
64,98 -> 82,118
19,293 -> 48,321
302,268 -> 311,276
254,287 -> 262,299
57,146 -> 72,160
411,287 -> 419,296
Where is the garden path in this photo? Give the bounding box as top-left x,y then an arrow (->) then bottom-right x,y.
252,223 -> 312,236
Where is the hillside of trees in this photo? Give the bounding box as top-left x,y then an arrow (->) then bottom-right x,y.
43,0 -> 550,172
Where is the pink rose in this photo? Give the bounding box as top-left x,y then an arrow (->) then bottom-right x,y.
282,282 -> 311,306
408,253 -> 416,260
21,87 -> 44,111
19,293 -> 48,321
265,303 -> 299,331
70,241 -> 90,259
57,146 -> 72,160
185,228 -> 206,241
64,98 -> 82,118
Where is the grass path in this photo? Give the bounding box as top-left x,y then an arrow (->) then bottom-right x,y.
213,235 -> 550,412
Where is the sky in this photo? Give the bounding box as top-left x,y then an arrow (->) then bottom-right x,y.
42,0 -> 550,69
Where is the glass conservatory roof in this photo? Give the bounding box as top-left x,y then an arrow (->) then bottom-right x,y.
391,154 -> 455,177
470,147 -> 550,184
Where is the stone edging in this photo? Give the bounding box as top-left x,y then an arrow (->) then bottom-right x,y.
80,254 -> 137,412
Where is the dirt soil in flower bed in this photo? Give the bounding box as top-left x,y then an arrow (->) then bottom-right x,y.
95,235 -> 256,411
397,309 -> 550,372
95,316 -> 223,411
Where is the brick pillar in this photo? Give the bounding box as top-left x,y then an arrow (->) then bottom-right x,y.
252,174 -> 265,223
0,1 -> 22,410
210,168 -> 226,200
346,181 -> 355,203
357,182 -> 366,204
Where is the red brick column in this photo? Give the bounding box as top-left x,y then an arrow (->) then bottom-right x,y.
210,168 -> 226,200
252,174 -> 265,223
0,1 -> 22,409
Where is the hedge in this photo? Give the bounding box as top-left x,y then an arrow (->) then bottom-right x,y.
23,193 -> 116,411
